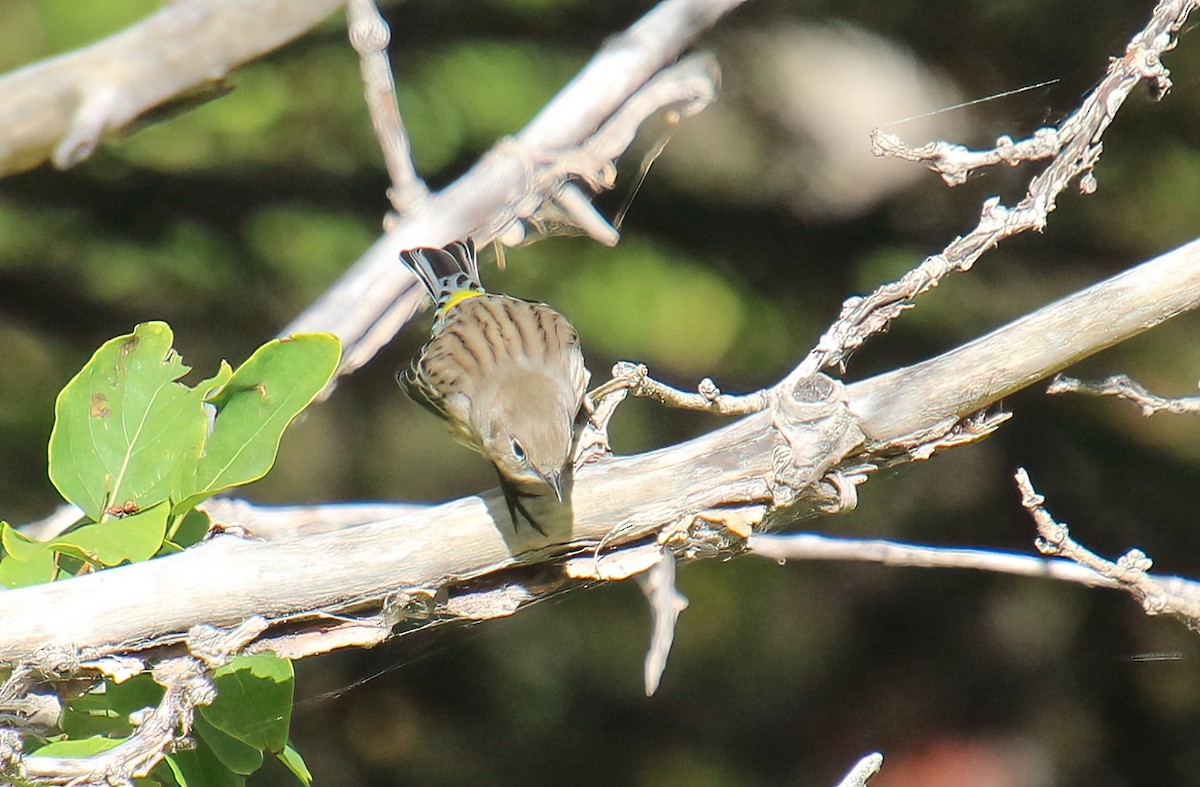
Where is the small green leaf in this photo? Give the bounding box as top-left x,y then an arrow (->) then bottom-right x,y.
195,714 -> 265,775
1,524 -> 58,587
62,674 -> 162,739
166,508 -> 213,550
30,735 -> 124,758
201,653 -> 294,753
2,521 -> 51,561
153,757 -> 187,787
48,322 -> 211,520
161,745 -> 245,787
172,334 -> 340,511
277,741 -> 313,786
50,503 -> 169,566
141,773 -> 178,786
0,546 -> 57,588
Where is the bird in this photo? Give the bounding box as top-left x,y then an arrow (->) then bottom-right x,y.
398,239 -> 590,533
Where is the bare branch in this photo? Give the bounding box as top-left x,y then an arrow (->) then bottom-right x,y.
871,127 -> 1062,187
590,361 -> 770,416
834,753 -> 884,787
873,0 -> 1186,187
346,0 -> 429,214
0,667 -> 60,734
18,660 -> 209,785
1048,373 -> 1200,416
750,531 -> 1118,589
0,366 -> 857,663
10,619 -> 269,786
850,239 -> 1200,446
1016,468 -> 1200,629
7,239 -> 1200,664
783,0 -> 1197,384
637,549 -> 688,696
199,497 -> 430,539
283,0 -> 736,381
0,0 -> 342,177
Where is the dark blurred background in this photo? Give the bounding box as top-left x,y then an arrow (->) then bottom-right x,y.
4,1 -> 1200,785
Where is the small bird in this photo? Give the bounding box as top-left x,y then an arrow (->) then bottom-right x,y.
398,239 -> 590,533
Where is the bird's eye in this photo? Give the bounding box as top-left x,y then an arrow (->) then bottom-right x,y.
510,438 -> 527,462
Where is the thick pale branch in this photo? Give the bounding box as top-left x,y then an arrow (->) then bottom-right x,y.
0,0 -> 343,176
4,242 -> 1200,662
199,497 -> 430,540
850,239 -> 1200,446
0,373 -> 850,662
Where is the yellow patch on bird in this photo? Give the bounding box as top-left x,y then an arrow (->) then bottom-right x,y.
439,288 -> 484,315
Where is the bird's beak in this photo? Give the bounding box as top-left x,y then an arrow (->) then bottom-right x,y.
539,469 -> 564,502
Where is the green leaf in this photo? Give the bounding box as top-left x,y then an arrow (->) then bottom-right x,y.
166,509 -> 213,550
49,502 -> 169,566
152,758 -> 186,787
0,524 -> 58,587
161,745 -> 245,787
30,735 -> 124,758
157,757 -> 188,787
171,334 -> 340,511
201,653 -> 294,753
195,714 -> 264,775
47,322 -> 212,521
2,521 -> 51,561
139,774 -> 176,787
277,742 -> 313,786
62,674 -> 162,739
46,325 -> 339,524
0,546 -> 57,588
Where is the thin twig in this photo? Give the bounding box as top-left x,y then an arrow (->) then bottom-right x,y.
0,667 -> 59,734
782,0 -> 1197,387
346,0 -> 429,214
1048,374 -> 1200,416
591,361 -> 770,416
1016,467 -> 1200,628
872,127 -> 1062,187
749,532 -> 1119,589
834,753 -> 884,787
637,549 -> 688,696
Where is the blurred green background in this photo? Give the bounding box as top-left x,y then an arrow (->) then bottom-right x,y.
4,0 -> 1200,785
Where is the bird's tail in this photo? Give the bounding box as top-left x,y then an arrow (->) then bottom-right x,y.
400,239 -> 484,311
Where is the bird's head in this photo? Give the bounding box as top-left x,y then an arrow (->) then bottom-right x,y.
479,374 -> 577,499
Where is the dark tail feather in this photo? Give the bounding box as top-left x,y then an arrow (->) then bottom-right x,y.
400,239 -> 482,305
